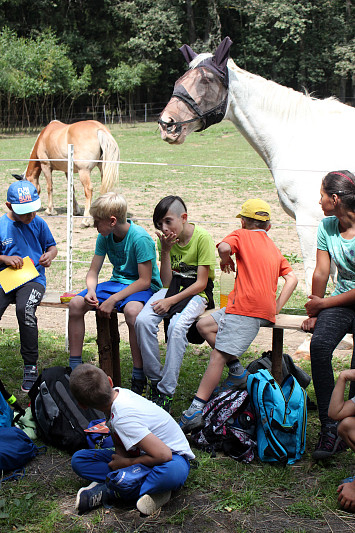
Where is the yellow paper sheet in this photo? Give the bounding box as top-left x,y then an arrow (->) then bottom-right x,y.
0,256 -> 39,293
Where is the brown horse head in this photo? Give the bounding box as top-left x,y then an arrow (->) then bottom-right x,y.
159,37 -> 232,144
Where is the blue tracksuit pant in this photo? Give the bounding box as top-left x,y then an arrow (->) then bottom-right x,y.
71,448 -> 191,500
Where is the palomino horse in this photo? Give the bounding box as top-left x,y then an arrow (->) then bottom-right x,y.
159,37 -> 355,291
21,120 -> 119,227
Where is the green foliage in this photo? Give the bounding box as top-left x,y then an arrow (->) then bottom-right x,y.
107,61 -> 160,95
0,0 -> 354,128
0,27 -> 91,98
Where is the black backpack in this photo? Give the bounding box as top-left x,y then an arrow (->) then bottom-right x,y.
28,366 -> 104,454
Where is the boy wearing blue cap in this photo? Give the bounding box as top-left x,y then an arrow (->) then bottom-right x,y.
0,179 -> 57,391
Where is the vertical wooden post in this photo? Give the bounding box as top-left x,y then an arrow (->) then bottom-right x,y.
271,328 -> 284,384
109,313 -> 121,386
95,311 -> 121,387
96,313 -> 113,379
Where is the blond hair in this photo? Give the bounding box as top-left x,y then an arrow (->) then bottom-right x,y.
69,364 -> 113,408
89,192 -> 127,223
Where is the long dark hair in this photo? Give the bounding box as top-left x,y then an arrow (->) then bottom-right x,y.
322,170 -> 355,211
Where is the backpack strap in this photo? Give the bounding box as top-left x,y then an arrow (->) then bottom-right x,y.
0,468 -> 26,485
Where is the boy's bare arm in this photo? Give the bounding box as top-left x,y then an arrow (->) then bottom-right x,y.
83,254 -> 104,307
328,369 -> 355,420
218,242 -> 234,272
156,230 -> 178,287
108,432 -> 172,470
0,254 -> 23,268
275,271 -> 298,315
39,245 -> 58,267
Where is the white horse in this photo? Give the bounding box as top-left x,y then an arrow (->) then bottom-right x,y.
159,37 -> 355,291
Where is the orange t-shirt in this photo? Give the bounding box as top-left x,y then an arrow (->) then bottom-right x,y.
220,229 -> 292,323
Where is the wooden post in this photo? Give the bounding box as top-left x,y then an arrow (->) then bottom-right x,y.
95,312 -> 121,386
109,313 -> 121,386
271,328 -> 284,384
96,313 -> 113,379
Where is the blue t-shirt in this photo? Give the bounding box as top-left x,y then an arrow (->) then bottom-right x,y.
317,216 -> 355,295
95,220 -> 162,293
0,213 -> 56,289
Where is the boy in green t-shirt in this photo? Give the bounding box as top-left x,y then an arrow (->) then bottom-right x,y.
135,196 -> 215,413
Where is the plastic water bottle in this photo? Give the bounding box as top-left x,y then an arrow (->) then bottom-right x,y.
220,271 -> 235,308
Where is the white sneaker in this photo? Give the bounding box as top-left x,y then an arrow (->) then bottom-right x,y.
136,490 -> 172,515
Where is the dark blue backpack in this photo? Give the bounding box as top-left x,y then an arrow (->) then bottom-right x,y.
247,369 -> 307,466
0,427 -> 45,481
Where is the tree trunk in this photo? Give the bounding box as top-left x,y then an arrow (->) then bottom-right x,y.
186,0 -> 196,44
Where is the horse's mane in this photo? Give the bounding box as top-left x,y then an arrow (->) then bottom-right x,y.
227,59 -> 351,123
191,53 -> 351,123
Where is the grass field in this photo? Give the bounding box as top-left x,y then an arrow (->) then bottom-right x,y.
0,123 -> 354,532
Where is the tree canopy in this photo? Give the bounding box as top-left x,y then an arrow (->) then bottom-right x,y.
0,0 -> 353,127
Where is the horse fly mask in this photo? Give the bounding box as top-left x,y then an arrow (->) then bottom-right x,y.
158,38 -> 232,134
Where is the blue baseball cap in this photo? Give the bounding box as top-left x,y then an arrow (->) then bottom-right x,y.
7,180 -> 41,215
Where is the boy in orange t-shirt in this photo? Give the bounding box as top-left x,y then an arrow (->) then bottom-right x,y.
179,199 -> 298,433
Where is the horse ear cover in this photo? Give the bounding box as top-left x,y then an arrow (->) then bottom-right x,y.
179,44 -> 197,64
213,36 -> 233,71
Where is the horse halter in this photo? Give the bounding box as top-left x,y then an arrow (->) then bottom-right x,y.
158,65 -> 229,134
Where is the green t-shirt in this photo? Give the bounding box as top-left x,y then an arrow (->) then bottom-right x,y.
159,224 -> 215,298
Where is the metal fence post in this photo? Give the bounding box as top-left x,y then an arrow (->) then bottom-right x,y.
65,144 -> 74,351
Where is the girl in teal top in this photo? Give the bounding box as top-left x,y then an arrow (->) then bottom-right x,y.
302,170 -> 355,463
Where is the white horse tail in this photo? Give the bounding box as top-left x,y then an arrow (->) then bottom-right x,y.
97,127 -> 120,194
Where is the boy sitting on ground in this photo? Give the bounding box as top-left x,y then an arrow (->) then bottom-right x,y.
135,195 -> 215,412
68,192 -> 162,394
0,179 -> 57,391
70,364 -> 194,516
179,198 -> 298,433
328,369 -> 355,512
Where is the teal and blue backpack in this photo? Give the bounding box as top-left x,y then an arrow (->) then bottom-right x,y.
247,369 -> 307,466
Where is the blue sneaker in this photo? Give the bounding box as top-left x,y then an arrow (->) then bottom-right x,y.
342,475 -> 355,484
179,410 -> 204,433
75,482 -> 107,514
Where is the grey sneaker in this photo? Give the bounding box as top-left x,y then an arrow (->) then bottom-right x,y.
21,365 -> 38,392
179,410 -> 204,434
136,490 -> 171,515
312,426 -> 348,460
